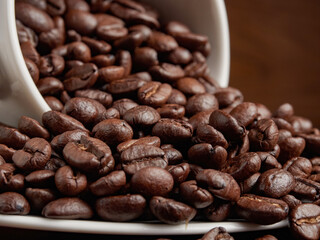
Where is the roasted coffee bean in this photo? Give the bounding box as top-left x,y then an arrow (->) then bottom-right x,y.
107,77 -> 146,95
291,177 -> 320,201
120,144 -> 167,175
157,104 -> 185,119
39,54 -> 65,77
290,203 -> 320,240
116,50 -> 132,77
91,54 -> 115,68
167,47 -> 192,65
90,170 -> 126,196
44,96 -> 64,112
93,118 -> 133,146
256,152 -> 282,172
184,56 -> 208,78
39,16 -> 65,49
18,116 -> 50,140
75,89 -> 113,108
138,81 -> 172,107
166,163 -> 190,185
44,157 -> 66,171
230,102 -> 258,127
0,163 -> 24,192
273,103 -> 294,121
272,118 -> 294,133
179,180 -> 213,209
200,227 -> 234,240
196,169 -> 240,202
167,89 -> 187,106
112,98 -> 138,117
0,156 -> 5,165
188,111 -> 212,131
20,41 -> 40,65
188,144 -> 227,170
176,77 -> 206,96
15,2 -> 54,33
42,111 -> 88,136
25,170 -> 55,188
255,235 -> 278,240
134,47 -> 158,69
186,93 -> 219,116
130,71 -> 152,82
278,136 -> 306,164
96,194 -> 146,221
114,26 -> 149,50
204,199 -> 232,222
66,42 -> 91,63
223,152 -> 261,181
214,87 -> 243,109
0,192 -> 30,215
174,32 -> 208,51
42,197 -> 93,219
240,172 -> 261,194
131,167 -> 174,197
147,31 -> 178,52
25,188 -> 56,211
117,136 -> 161,153
249,119 -> 279,151
37,77 -> 64,96
152,118 -> 193,143
194,124 -> 228,149
104,107 -> 120,119
299,134 -> 320,155
162,147 -> 183,165
0,125 -> 29,149
255,168 -> 295,198
12,138 -> 51,171
236,194 -> 289,225
149,63 -> 185,82
149,196 -> 196,224
165,21 -> 190,36
16,19 -> 38,46
98,66 -> 125,83
290,116 -> 313,134
123,105 -> 160,128
24,57 -> 39,84
46,0 -> 66,16
209,110 -> 245,142
82,36 -> 111,55
63,135 -> 114,175
55,165 -> 87,196
283,157 -> 312,178
281,194 -> 302,210
65,10 -> 97,35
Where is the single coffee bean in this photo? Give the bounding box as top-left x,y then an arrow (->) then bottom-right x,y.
167,47 -> 192,65
290,116 -> 313,134
149,63 -> 185,82
18,116 -> 50,140
16,19 -> 38,46
90,170 -> 126,196
12,138 -> 51,171
165,21 -> 190,36
44,157 -> 66,172
299,134 -> 320,156
147,31 -> 178,52
200,227 -> 234,240
290,203 -> 320,240
278,136 -> 306,164
196,169 -> 240,202
134,47 -> 158,69
91,54 -> 115,68
123,105 -> 160,128
240,172 -> 261,194
188,110 -> 212,131
55,165 -> 87,196
236,194 -> 289,225
25,188 -> 56,211
0,163 -> 24,192
82,36 -> 111,55
65,10 -> 97,35
37,77 -> 64,96
0,192 -> 30,215
75,89 -> 113,108
44,96 -> 64,112
42,197 -> 93,219
166,163 -> 190,185
167,89 -> 187,106
106,77 -> 146,95
157,104 -> 185,119
20,41 -> 40,65
112,98 -> 138,117
230,102 -> 258,127
0,144 -> 16,162
281,194 -> 302,210
25,170 -> 55,188
0,125 -> 30,149
24,57 -> 39,83
272,118 -> 294,134
116,50 -> 132,77
176,77 -> 206,96
96,194 -> 146,221
117,136 -> 161,153
256,152 -> 282,172
214,87 -> 243,109
283,157 -> 312,179
193,124 -> 228,149
98,66 -> 125,83
273,103 -> 294,121
291,177 -> 320,201
39,54 -> 65,77
186,93 -> 219,116
138,81 -> 172,107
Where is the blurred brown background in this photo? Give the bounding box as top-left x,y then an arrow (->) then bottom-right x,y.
224,0 -> 320,128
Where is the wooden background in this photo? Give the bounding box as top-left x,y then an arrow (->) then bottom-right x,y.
224,0 -> 320,128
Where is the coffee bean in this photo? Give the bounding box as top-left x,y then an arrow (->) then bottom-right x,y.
162,147 -> 183,165
167,89 -> 187,106
290,116 -> 313,134
39,54 -> 65,77
134,47 -> 158,69
283,157 -> 312,178
98,66 -> 125,83
149,196 -> 196,224
230,102 -> 258,127
165,21 -> 190,36
256,152 -> 282,172
16,19 -> 38,46
299,134 -> 320,155
291,177 -> 320,201
65,10 -> 97,35
0,125 -> 30,150
149,63 -> 184,82
290,203 -> 320,240
167,47 -> 192,65
91,54 -> 115,68
18,116 -> 50,140
20,41 -> 40,65
0,163 -> 24,192
214,87 -> 243,109
157,104 -> 185,119
147,31 -> 178,52
138,81 -> 172,107
24,57 -> 39,83
96,194 -> 146,221
278,136 -> 306,164
44,96 -> 64,112
240,172 -> 261,194
107,77 -> 146,95
42,197 -> 93,219
37,77 -> 64,96
82,36 -> 111,55
281,194 -> 302,210
75,89 -> 113,108
25,188 -> 56,212
25,170 -> 55,188
123,105 -> 160,129
112,98 -> 138,117
200,227 -> 234,240
236,194 -> 289,225
255,235 -> 278,240
0,192 -> 30,215
188,110 -> 212,131
44,157 -> 66,172
166,163 -> 190,185
90,170 -> 126,196
117,136 -> 161,153
193,124 -> 228,149
116,50 -> 132,77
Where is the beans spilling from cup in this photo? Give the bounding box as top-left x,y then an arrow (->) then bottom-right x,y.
0,0 -> 319,239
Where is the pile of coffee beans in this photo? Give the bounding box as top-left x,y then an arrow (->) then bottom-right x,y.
1,0 -> 319,239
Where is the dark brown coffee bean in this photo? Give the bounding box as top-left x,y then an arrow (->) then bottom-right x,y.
198,76 -> 220,94
200,227 -> 234,240
185,93 -> 219,116
0,192 -> 30,215
157,104 -> 185,119
134,47 -> 158,69
0,156 -> 5,165
44,96 -> 64,112
116,50 -> 132,77
249,119 -> 279,151
149,63 -> 184,82
55,166 -> 87,196
90,170 -> 126,196
281,194 -> 302,210
131,167 -> 174,197
149,196 -> 196,224
75,89 -> 113,108
165,21 -> 190,36
176,77 -> 205,96
239,172 -> 261,194
236,194 -> 289,225
290,203 -> 320,240
66,41 -> 91,63
123,105 -> 160,128
39,54 -> 65,77
16,19 -> 38,46
12,138 -> 51,171
93,118 -> 133,146
214,87 -> 243,109
184,57 -> 208,78
25,170 -> 55,188
0,163 -> 24,192
256,168 -> 295,198
152,118 -> 193,143
112,98 -> 138,117
273,103 -> 294,121
46,0 -> 66,16
223,152 -> 261,181
174,32 -> 208,51
96,194 -> 146,221
106,77 -> 146,95
290,116 -> 313,134
272,118 -> 294,133
44,157 -> 66,171
166,163 -> 190,185
98,66 -> 125,83
130,71 -> 152,82
39,16 -> 65,49
255,235 -> 278,240
117,136 -> 161,153
24,57 -> 39,83
138,81 -> 172,107
278,136 -> 306,164
194,124 -> 228,149
20,41 -> 40,65
65,10 -> 97,35
167,47 -> 192,65
18,116 -> 50,140
114,26 -> 150,50
120,144 -> 167,175
0,144 -> 15,162
291,177 -> 320,201
167,89 -> 187,106
230,102 -> 258,127
37,77 -> 64,96
82,36 -> 111,55
196,169 -> 240,202
0,126 -> 29,149
25,188 -> 56,212
188,144 -> 227,170
283,157 -> 312,178
209,110 -> 245,142
179,180 -> 213,209
299,134 -> 320,156
256,152 -> 282,172
147,31 -> 178,52
64,63 -> 98,92
42,197 -> 93,219
42,111 -> 88,136
15,2 -> 54,33
91,54 -> 115,68
96,21 -> 128,42
188,111 -> 212,131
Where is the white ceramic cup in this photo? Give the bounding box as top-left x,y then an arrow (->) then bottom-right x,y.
0,0 -> 230,127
